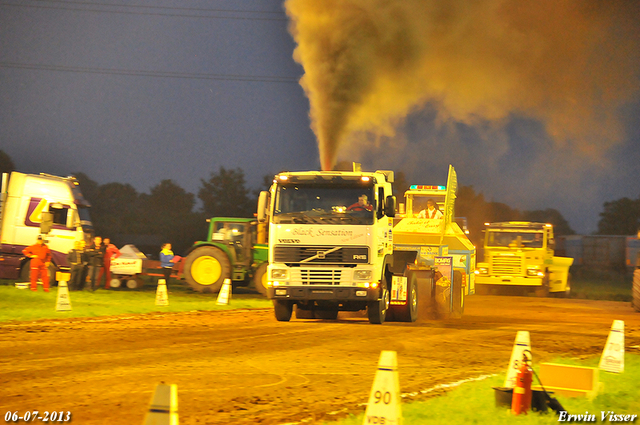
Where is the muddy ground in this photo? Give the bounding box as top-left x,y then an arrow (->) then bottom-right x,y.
1,295 -> 639,424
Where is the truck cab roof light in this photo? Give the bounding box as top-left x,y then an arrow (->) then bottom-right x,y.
409,185 -> 446,190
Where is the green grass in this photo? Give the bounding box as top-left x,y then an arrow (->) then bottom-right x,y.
0,279 -> 272,322
329,355 -> 640,425
570,268 -> 634,302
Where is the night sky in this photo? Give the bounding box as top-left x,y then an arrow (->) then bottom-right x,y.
1,0 -> 639,234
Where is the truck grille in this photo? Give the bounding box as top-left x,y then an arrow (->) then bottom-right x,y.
491,256 -> 522,275
296,269 -> 344,285
274,245 -> 368,264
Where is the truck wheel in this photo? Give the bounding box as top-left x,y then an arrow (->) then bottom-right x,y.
391,271 -> 418,322
451,270 -> 464,318
535,272 -> 550,298
273,300 -> 293,322
368,282 -> 390,324
252,263 -> 268,297
109,278 -> 122,288
184,246 -> 230,293
20,261 -> 31,282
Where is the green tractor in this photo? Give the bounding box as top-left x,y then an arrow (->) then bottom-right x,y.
183,217 -> 268,295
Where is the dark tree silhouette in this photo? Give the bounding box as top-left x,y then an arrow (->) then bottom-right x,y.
597,197 -> 640,235
0,150 -> 15,177
199,167 -> 254,218
523,209 -> 575,235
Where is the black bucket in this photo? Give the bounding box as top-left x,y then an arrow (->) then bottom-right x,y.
492,387 -> 550,412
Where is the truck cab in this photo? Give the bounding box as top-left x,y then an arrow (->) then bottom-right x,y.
260,169 -> 396,324
475,222 -> 573,296
0,172 -> 93,282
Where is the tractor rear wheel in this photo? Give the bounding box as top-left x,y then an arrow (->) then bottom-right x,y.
183,246 -> 230,293
451,270 -> 464,318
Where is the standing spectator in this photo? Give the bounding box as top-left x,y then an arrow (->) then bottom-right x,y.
86,236 -> 105,291
98,237 -> 121,289
159,243 -> 179,286
67,240 -> 87,291
22,235 -> 52,292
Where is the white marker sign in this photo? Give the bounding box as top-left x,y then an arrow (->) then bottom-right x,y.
599,320 -> 624,373
363,351 -> 402,425
504,331 -> 531,388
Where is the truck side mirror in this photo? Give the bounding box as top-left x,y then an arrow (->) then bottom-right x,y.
40,211 -> 53,234
257,191 -> 269,223
385,196 -> 396,218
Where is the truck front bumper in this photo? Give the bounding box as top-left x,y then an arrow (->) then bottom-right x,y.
267,285 -> 380,301
475,275 -> 543,286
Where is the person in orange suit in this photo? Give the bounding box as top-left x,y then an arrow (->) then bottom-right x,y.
22,235 -> 52,292
98,237 -> 121,289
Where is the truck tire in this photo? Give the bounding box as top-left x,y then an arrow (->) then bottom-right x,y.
368,280 -> 390,324
273,300 -> 293,322
48,262 -> 58,287
252,263 -> 268,297
184,246 -> 230,293
451,270 -> 464,318
391,271 -> 418,322
20,261 -> 31,282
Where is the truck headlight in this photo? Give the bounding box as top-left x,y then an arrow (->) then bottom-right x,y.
271,269 -> 288,279
475,267 -> 488,275
354,270 -> 372,280
526,267 -> 544,277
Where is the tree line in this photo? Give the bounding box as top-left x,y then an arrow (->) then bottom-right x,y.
1,149 -> 637,257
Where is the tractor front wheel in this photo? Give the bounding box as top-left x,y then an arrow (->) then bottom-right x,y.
253,263 -> 268,297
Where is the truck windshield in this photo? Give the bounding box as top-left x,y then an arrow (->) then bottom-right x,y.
408,194 -> 446,217
486,231 -> 544,248
273,183 -> 375,225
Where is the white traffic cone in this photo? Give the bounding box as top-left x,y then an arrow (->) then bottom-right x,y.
155,279 -> 169,306
143,383 -> 178,425
216,278 -> 231,305
56,281 -> 72,311
599,320 -> 624,373
504,331 -> 531,388
363,351 -> 402,425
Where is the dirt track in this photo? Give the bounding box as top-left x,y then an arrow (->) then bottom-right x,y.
1,296 -> 639,425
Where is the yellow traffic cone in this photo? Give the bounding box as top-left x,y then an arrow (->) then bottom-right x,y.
156,279 -> 169,306
216,278 -> 231,305
143,383 -> 178,425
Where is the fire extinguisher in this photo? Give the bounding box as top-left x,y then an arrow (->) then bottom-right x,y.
511,350 -> 533,415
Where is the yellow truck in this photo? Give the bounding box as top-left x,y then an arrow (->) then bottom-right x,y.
475,222 -> 573,296
392,165 -> 476,317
